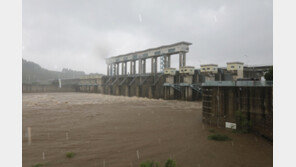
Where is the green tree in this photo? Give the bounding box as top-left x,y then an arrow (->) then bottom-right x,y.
264,67 -> 273,81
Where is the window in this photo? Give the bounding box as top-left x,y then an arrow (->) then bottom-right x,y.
207,68 -> 210,70
168,48 -> 175,53
202,68 -> 205,70
239,66 -> 241,68
231,66 -> 234,68
154,51 -> 161,55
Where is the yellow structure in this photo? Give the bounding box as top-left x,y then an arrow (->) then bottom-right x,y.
226,62 -> 244,80
179,66 -> 195,75
200,64 -> 218,73
164,68 -> 176,75
227,62 -> 244,71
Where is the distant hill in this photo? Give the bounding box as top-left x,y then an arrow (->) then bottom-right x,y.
22,59 -> 88,84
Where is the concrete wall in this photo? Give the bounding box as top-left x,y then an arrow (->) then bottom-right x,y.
69,65 -> 270,101
61,66 -> 269,102
202,86 -> 273,140
77,75 -> 180,100
22,84 -> 77,93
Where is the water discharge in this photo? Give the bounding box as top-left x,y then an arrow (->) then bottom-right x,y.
23,92 -> 272,167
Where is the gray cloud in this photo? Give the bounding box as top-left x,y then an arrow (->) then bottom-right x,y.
23,0 -> 272,74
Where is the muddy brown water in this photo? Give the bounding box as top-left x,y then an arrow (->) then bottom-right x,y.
23,93 -> 272,167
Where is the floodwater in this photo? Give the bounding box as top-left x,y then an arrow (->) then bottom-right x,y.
23,93 -> 272,167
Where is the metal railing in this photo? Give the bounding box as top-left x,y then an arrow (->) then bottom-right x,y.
202,81 -> 273,87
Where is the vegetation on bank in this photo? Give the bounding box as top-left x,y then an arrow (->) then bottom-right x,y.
233,110 -> 252,133
32,163 -> 44,167
208,134 -> 231,141
66,152 -> 76,158
140,159 -> 177,167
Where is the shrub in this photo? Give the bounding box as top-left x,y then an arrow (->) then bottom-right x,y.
66,152 -> 75,158
140,159 -> 177,167
208,134 -> 231,141
32,163 -> 44,167
264,67 -> 273,81
164,159 -> 176,167
235,110 -> 252,133
140,161 -> 160,167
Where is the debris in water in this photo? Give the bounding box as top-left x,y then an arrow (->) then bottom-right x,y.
136,150 -> 140,160
27,127 -> 31,145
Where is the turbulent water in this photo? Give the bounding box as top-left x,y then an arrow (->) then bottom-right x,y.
23,92 -> 272,167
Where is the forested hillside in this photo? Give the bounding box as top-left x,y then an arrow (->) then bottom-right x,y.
22,59 -> 86,84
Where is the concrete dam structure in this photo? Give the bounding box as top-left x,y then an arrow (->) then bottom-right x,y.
71,41 -> 271,101
23,41 -> 272,102
78,41 -> 201,100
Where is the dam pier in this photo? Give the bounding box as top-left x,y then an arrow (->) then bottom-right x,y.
78,41 -> 200,100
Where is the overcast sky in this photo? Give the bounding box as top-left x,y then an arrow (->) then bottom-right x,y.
23,0 -> 272,74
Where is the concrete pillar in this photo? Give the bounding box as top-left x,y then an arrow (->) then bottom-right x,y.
133,61 -> 136,75
164,55 -> 167,68
124,62 -> 127,75
116,86 -> 120,95
124,62 -> 126,75
138,59 -> 142,75
131,61 -> 133,75
183,75 -> 193,101
136,86 -> 140,97
165,76 -> 174,100
142,59 -> 144,74
130,61 -> 132,75
151,58 -> 154,74
125,85 -> 129,96
113,64 -> 116,76
114,63 -> 117,76
121,62 -> 124,75
155,57 -> 158,74
185,86 -> 192,101
179,52 -> 183,68
116,63 -> 119,76
132,61 -> 134,75
183,53 -> 186,66
143,59 -> 146,74
112,64 -> 116,75
167,55 -> 171,68
166,55 -> 169,68
149,86 -> 153,98
130,61 -> 133,75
